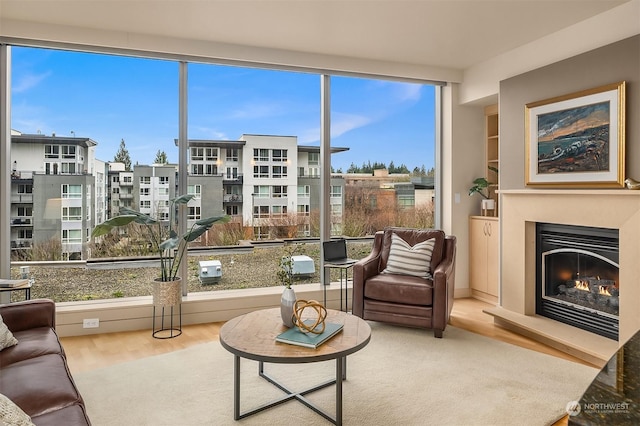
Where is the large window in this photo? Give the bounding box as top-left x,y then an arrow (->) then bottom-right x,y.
272,149 -> 287,162
62,207 -> 82,221
187,185 -> 201,198
272,186 -> 287,198
298,185 -> 310,197
7,45 -> 437,303
62,184 -> 82,198
62,229 -> 82,244
332,75 -> 435,234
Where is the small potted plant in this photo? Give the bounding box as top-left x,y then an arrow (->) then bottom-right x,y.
468,177 -> 492,199
277,244 -> 301,327
469,167 -> 498,215
92,194 -> 229,307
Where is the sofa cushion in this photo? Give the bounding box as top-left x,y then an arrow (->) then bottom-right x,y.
383,233 -> 435,278
0,392 -> 35,426
0,327 -> 64,367
0,313 -> 19,351
365,273 -> 433,306
0,354 -> 84,419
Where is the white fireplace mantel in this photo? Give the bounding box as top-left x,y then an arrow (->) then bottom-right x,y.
486,189 -> 640,364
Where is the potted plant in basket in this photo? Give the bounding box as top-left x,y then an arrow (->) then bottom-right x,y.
91,194 -> 229,306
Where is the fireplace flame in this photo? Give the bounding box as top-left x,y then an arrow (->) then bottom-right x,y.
572,277 -> 616,297
575,280 -> 589,291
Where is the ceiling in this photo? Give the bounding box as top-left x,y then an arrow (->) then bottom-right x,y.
0,0 -> 629,72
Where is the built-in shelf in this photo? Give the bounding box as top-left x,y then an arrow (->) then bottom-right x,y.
484,104 -> 499,212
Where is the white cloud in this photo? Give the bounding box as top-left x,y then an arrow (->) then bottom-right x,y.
12,72 -> 52,93
192,126 -> 229,140
331,112 -> 373,138
296,112 -> 372,145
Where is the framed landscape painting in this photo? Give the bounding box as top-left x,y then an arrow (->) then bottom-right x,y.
525,81 -> 625,188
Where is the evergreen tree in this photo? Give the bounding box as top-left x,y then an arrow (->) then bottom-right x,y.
397,164 -> 410,174
154,150 -> 168,165
114,139 -> 132,171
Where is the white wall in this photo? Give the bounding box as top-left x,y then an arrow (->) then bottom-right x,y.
441,83 -> 485,295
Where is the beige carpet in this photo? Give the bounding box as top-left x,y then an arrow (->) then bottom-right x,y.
74,323 -> 598,425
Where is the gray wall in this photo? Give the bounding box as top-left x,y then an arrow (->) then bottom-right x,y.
500,35 -> 639,191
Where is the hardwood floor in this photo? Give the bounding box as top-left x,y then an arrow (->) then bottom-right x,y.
60,297 -> 586,425
60,298 -> 597,373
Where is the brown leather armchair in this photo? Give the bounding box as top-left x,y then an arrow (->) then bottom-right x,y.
352,227 -> 457,338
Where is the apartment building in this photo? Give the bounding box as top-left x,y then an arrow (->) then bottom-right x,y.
339,171 -> 435,210
185,134 -> 349,238
10,130 -> 99,260
11,128 -> 436,259
107,162 -> 133,218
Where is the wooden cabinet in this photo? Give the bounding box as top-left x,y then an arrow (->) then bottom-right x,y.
485,104 -> 499,213
469,216 -> 499,304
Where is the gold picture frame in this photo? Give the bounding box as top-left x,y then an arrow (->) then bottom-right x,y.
525,81 -> 625,188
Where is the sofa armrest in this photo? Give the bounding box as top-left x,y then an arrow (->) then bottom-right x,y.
0,299 -> 56,332
431,235 -> 457,335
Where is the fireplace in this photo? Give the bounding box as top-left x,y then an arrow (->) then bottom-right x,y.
536,222 -> 619,340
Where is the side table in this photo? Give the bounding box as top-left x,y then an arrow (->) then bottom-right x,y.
324,261 -> 356,312
0,280 -> 32,302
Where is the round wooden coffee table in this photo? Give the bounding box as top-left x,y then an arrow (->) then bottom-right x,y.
220,308 -> 371,425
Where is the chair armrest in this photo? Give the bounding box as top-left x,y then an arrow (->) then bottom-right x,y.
0,299 -> 56,332
352,231 -> 384,317
353,231 -> 384,280
431,236 -> 457,333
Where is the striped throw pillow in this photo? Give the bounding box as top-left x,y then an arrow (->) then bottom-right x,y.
0,314 -> 18,351
383,233 -> 435,279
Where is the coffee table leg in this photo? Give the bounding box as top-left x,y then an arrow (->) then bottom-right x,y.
234,355 -> 241,420
336,357 -> 343,426
342,357 -> 347,380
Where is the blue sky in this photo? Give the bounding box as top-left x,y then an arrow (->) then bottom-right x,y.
11,46 -> 435,172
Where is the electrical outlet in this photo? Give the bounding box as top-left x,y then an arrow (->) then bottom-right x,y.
83,318 -> 99,328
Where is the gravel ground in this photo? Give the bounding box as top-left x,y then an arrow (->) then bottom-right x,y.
9,242 -> 373,303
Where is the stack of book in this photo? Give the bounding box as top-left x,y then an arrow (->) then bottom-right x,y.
276,320 -> 344,349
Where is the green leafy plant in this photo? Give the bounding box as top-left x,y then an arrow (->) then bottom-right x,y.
468,177 -> 491,199
276,243 -> 304,289
468,166 -> 498,199
92,194 -> 229,282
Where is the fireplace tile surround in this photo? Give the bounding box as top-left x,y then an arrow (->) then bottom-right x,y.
485,190 -> 640,366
